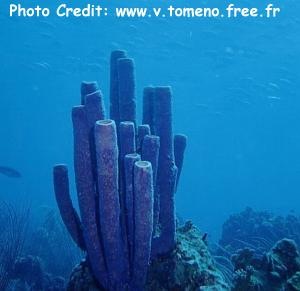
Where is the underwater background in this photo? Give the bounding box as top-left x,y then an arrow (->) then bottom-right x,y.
1,0 -> 299,238
0,1 -> 300,287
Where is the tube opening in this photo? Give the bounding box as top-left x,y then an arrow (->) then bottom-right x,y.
135,161 -> 151,168
96,119 -> 114,126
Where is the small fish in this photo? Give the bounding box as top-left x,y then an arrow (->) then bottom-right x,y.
279,78 -> 293,85
0,166 -> 22,178
267,96 -> 281,100
268,82 -> 280,90
34,62 -> 51,71
202,233 -> 208,242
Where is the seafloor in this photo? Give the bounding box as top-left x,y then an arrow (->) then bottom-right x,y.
3,209 -> 300,290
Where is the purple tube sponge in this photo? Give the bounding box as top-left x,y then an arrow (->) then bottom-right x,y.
72,106 -> 108,289
81,81 -> 99,105
174,134 -> 187,190
110,50 -> 127,124
118,58 -> 136,125
84,90 -> 106,182
94,120 -> 127,290
118,122 -> 136,207
53,164 -> 85,250
153,87 -> 178,254
141,135 -> 160,234
84,90 -> 106,181
142,87 -> 155,133
53,51 -> 188,290
137,124 -> 151,153
84,90 -> 106,128
118,121 -> 136,267
124,153 -> 141,271
119,121 -> 136,159
132,161 -> 154,291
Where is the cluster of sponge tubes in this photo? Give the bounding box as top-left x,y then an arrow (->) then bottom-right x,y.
53,50 -> 187,291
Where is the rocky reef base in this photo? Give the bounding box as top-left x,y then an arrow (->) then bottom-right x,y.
232,238 -> 300,290
215,207 -> 300,290
67,222 -> 229,291
67,208 -> 300,290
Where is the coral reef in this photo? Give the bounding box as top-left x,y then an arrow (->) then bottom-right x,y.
287,272 -> 300,290
26,209 -> 83,279
219,207 -> 300,254
0,203 -> 82,290
146,222 -> 228,290
216,208 -> 300,290
8,255 -> 65,291
12,255 -> 45,290
67,222 -> 228,291
0,203 -> 30,290
231,238 -> 300,290
53,50 -> 187,290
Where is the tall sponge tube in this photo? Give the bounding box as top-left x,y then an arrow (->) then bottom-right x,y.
124,153 -> 141,271
110,50 -> 127,125
118,58 -> 136,126
141,135 -> 160,234
94,119 -> 128,290
72,105 -> 108,289
132,161 -> 154,291
153,86 -> 177,254
53,164 -> 85,251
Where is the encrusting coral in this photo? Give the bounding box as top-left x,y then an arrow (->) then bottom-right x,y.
53,50 -> 188,290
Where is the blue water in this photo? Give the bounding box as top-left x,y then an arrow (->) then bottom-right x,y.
0,0 -> 299,241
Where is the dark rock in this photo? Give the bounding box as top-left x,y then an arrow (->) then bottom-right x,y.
266,239 -> 300,277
